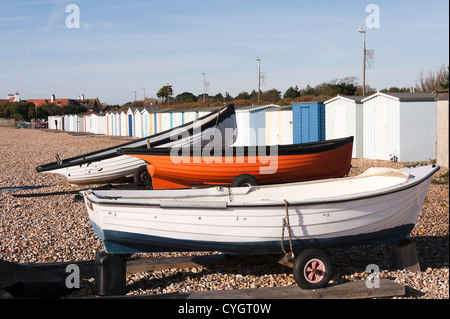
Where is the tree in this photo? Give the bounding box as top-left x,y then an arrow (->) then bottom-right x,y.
415,64 -> 449,92
157,85 -> 174,102
213,93 -> 224,102
284,85 -> 300,99
301,84 -> 315,96
441,66 -> 449,90
175,92 -> 197,103
235,91 -> 250,100
261,89 -> 281,102
327,81 -> 357,96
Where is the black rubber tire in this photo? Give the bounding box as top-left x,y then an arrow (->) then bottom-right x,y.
230,174 -> 259,187
293,248 -> 333,289
133,165 -> 152,186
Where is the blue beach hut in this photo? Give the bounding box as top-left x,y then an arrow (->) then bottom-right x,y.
292,102 -> 325,143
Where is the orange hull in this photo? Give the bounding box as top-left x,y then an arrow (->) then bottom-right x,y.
119,137 -> 354,190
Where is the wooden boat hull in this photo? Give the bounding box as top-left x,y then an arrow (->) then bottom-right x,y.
35,104 -> 237,185
81,165 -> 439,254
118,136 -> 354,189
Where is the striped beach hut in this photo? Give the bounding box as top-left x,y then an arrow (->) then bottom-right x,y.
265,106 -> 292,145
234,104 -> 279,146
171,109 -> 185,128
127,108 -> 134,137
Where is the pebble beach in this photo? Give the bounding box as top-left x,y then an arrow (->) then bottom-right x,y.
0,126 -> 448,299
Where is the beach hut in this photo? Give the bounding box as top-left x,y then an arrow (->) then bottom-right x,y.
120,110 -> 128,137
127,108 -> 135,137
142,108 -> 151,137
134,108 -> 144,138
159,109 -> 173,132
63,115 -> 70,132
141,107 -> 159,137
104,111 -> 113,135
233,104 -> 279,147
265,106 -> 293,145
114,111 -> 122,136
435,92 -> 448,167
90,113 -> 105,135
74,114 -> 84,132
183,108 -> 199,123
48,115 -> 63,130
292,102 -> 325,144
83,114 -> 92,133
171,109 -> 185,128
324,95 -> 364,158
362,92 -> 436,162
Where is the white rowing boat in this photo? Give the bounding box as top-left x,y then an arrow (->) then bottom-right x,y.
82,164 -> 439,288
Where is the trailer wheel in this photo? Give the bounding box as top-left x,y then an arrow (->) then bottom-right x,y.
293,248 -> 333,289
230,174 -> 259,187
134,165 -> 152,186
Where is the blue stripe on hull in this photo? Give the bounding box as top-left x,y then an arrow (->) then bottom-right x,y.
91,221 -> 415,254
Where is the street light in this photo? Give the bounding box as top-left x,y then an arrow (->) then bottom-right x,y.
256,56 -> 261,102
358,27 -> 366,96
202,72 -> 206,102
142,88 -> 146,106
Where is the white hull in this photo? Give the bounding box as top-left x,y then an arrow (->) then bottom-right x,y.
82,165 -> 439,254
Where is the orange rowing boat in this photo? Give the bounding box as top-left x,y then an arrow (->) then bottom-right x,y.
118,136 -> 353,189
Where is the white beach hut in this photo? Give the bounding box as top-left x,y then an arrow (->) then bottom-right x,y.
233,104 -> 279,146
134,108 -> 144,138
120,110 -> 128,137
265,106 -> 293,145
75,114 -> 84,132
83,114 -> 92,133
362,92 -> 436,162
113,111 -> 121,136
48,115 -> 63,130
324,95 -> 364,158
183,108 -> 199,124
159,109 -> 173,132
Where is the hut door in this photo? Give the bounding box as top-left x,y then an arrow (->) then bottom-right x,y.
300,106 -> 310,143
334,105 -> 346,138
374,102 -> 389,160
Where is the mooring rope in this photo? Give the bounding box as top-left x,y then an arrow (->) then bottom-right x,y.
281,199 -> 294,259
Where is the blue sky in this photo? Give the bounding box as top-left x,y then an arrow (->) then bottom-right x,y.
0,0 -> 448,105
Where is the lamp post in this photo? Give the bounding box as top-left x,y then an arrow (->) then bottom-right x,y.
255,56 -> 261,102
358,27 -> 366,96
142,88 -> 146,106
202,72 -> 206,102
